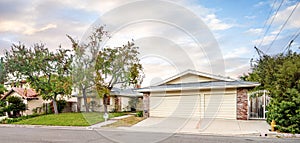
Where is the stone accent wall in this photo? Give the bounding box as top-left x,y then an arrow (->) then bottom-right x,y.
143,93 -> 150,118
237,88 -> 248,120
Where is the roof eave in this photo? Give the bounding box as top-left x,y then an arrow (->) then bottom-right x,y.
153,69 -> 235,86
136,84 -> 259,93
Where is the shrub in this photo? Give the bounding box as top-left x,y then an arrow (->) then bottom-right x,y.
246,52 -> 300,134
1,114 -> 41,124
6,96 -> 26,118
57,100 -> 66,113
136,111 -> 143,117
0,100 -> 6,116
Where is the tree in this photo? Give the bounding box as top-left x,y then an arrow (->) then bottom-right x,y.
0,100 -> 6,116
95,41 -> 144,114
245,51 -> 300,133
0,84 -> 6,95
6,96 -> 26,118
0,58 -> 6,93
4,43 -> 73,114
0,57 -> 6,84
67,26 -> 110,112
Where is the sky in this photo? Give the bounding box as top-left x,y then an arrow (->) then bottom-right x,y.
0,0 -> 299,87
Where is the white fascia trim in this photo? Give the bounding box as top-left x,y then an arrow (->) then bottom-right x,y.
153,69 -> 234,86
136,84 -> 260,92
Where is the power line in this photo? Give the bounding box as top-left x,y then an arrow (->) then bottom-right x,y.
251,0 -> 280,61
255,0 -> 278,47
282,28 -> 300,53
257,0 -> 285,48
265,1 -> 299,53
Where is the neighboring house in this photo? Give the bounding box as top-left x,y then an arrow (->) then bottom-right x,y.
61,95 -> 78,113
136,69 -> 259,120
4,80 -> 30,90
76,88 -> 143,112
42,94 -> 78,113
1,87 -> 42,115
3,81 -> 78,114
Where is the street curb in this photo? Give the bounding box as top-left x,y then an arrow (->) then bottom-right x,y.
0,124 -> 88,130
3,124 -> 300,138
272,133 -> 300,138
177,132 -> 262,137
260,131 -> 300,138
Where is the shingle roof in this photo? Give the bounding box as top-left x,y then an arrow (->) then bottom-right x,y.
135,81 -> 260,92
110,88 -> 143,97
72,88 -> 142,97
153,69 -> 235,86
1,87 -> 38,100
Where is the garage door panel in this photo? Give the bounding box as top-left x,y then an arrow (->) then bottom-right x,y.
204,94 -> 236,119
150,95 -> 201,118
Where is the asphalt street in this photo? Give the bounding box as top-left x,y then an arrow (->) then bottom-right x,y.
0,127 -> 298,143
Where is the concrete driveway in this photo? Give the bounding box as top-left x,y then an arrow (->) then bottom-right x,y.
123,117 -> 270,136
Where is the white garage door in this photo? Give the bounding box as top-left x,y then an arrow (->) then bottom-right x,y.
204,93 -> 236,119
150,93 -> 236,119
150,95 -> 201,118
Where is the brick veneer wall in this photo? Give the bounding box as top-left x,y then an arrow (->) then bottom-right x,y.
237,88 -> 248,120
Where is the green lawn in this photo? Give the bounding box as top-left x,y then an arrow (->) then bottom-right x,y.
14,112 -> 125,126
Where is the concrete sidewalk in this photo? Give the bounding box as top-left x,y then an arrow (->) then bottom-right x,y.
122,117 -> 270,136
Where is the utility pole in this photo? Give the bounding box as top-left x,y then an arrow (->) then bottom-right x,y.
254,46 -> 266,58
250,46 -> 268,68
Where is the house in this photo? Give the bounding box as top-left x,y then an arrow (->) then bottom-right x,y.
1,87 -> 42,115
76,88 -> 143,112
61,95 -> 78,113
136,69 -> 259,120
3,81 -> 78,114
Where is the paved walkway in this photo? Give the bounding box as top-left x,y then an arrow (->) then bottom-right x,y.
0,116 -> 7,122
89,114 -> 133,129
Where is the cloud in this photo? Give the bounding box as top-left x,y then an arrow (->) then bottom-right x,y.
202,14 -> 233,31
24,24 -> 57,35
251,2 -> 300,47
254,1 -> 268,7
173,0 -> 233,31
225,61 -> 251,79
246,28 -> 263,35
253,35 -> 276,46
0,0 -> 240,83
271,3 -> 300,29
58,0 -> 131,14
0,21 -> 57,35
223,47 -> 250,59
244,15 -> 256,19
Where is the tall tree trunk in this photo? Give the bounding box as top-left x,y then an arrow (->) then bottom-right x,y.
114,97 -> 120,112
82,88 -> 89,112
53,99 -> 59,114
103,94 -> 108,114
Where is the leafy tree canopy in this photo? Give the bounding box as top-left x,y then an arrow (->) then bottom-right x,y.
4,43 -> 73,114
0,58 -> 5,84
6,96 -> 26,118
0,84 -> 6,95
67,26 -> 110,112
245,51 -> 300,134
95,40 -> 144,113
